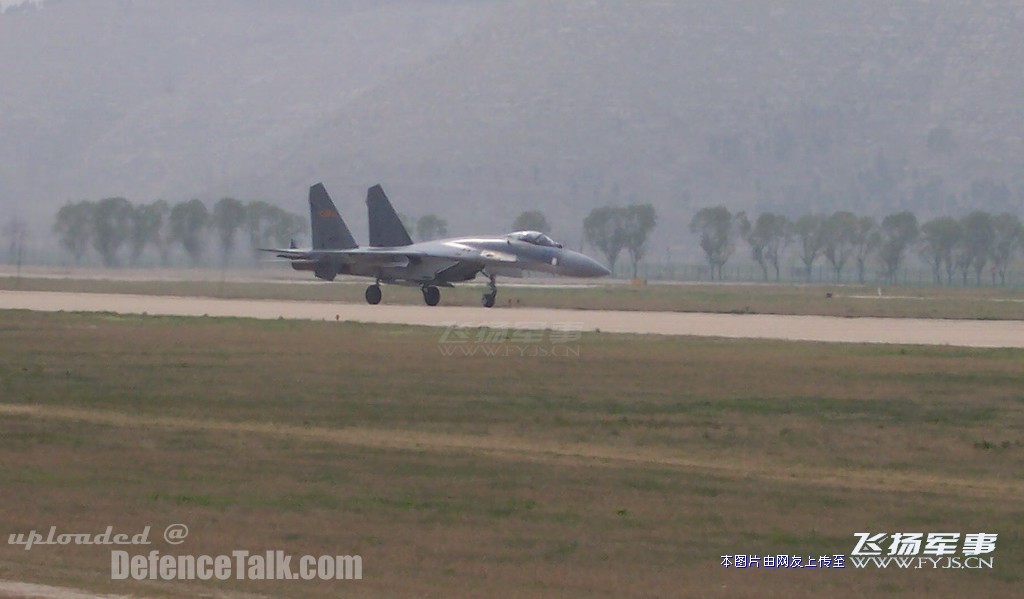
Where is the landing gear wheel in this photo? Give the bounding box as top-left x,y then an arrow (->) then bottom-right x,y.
422,286 -> 441,306
365,285 -> 382,305
481,271 -> 498,308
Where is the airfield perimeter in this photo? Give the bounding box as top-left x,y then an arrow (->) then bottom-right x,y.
2,308 -> 1022,598
2,275 -> 1023,598
1,289 -> 1023,348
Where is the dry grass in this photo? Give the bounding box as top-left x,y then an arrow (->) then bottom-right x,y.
2,275 -> 1023,319
0,311 -> 1021,597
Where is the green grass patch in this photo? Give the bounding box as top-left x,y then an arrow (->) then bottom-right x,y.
0,310 -> 1021,597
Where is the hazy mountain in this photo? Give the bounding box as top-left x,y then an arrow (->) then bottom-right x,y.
3,0 -> 1024,250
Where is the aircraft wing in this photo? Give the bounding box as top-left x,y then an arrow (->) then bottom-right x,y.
262,247 -> 319,260
261,247 -> 426,267
262,243 -> 523,277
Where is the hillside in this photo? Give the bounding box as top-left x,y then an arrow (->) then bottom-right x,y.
2,0 -> 1023,252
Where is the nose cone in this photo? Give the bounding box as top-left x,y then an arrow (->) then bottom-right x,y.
561,250 -> 612,277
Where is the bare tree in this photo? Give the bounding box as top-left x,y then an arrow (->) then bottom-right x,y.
416,214 -> 448,242
621,204 -> 657,279
152,200 -> 172,266
245,201 -> 274,258
919,217 -> 961,285
793,213 -> 826,281
852,216 -> 878,285
91,197 -> 133,266
958,211 -> 994,286
584,206 -> 627,275
990,213 -> 1021,286
54,201 -> 94,263
169,199 -> 210,265
877,212 -> 918,284
745,212 -> 789,281
129,201 -> 168,265
3,217 -> 28,271
689,206 -> 748,280
265,207 -> 306,248
822,211 -> 857,282
212,197 -> 247,264
512,210 -> 550,234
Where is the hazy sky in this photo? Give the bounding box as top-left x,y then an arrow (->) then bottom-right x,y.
3,1 -> 1023,259
0,0 -> 41,12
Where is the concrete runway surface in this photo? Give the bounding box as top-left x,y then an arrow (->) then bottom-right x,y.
1,290 -> 1023,348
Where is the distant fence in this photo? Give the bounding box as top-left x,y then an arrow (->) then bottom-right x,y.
5,246 -> 1023,289
628,261 -> 1024,289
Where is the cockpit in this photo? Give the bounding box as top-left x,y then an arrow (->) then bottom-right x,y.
507,230 -> 563,248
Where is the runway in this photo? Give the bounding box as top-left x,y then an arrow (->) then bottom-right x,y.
1,289 -> 1023,348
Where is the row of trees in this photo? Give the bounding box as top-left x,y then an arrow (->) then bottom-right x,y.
49,198 -> 651,272
689,207 -> 1023,285
54,195 -> 1016,286
53,197 -> 305,266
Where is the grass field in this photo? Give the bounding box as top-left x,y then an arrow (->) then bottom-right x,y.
2,274 -> 1023,320
0,310 -> 1022,597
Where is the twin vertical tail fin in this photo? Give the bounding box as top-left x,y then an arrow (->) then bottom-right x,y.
309,183 -> 358,250
366,184 -> 413,247
308,183 -> 413,249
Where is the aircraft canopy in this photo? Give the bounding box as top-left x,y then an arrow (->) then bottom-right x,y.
508,231 -> 562,248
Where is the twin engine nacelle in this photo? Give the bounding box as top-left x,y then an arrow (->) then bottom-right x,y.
291,259 -> 347,281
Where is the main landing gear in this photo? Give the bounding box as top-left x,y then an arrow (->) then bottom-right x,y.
363,280 -> 489,307
365,283 -> 441,306
422,285 -> 440,306
481,273 -> 498,308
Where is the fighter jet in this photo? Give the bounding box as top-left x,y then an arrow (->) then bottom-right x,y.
265,183 -> 610,307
